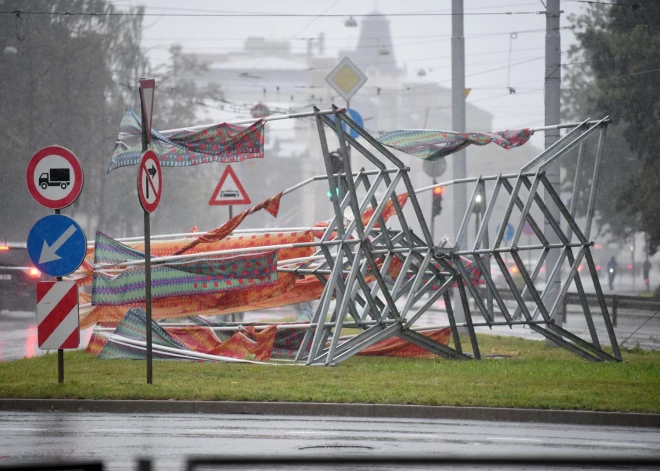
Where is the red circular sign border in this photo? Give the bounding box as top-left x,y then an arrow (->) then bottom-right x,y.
138,150 -> 162,213
26,146 -> 84,209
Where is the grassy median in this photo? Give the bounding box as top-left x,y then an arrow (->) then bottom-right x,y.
1,335 -> 659,413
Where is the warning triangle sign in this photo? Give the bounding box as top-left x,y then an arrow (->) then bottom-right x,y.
209,166 -> 251,206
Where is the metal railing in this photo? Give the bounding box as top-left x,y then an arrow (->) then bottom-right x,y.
477,287 -> 660,327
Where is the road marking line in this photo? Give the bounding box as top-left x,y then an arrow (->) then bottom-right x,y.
486,437 -> 543,442
87,428 -> 144,433
186,429 -> 250,434
0,428 -> 47,432
285,430 -> 342,435
391,433 -> 439,438
589,442 -> 653,448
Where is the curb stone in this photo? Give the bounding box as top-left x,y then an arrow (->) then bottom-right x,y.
0,399 -> 658,428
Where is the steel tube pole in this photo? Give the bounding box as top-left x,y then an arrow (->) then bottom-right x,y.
452,0 -> 467,324
52,207 -> 64,383
140,79 -> 153,384
544,0 -> 562,344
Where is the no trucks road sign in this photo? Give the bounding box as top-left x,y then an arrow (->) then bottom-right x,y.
26,146 -> 84,209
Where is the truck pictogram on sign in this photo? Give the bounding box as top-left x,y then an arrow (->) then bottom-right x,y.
39,168 -> 71,190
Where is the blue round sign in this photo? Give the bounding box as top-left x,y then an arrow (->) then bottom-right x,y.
329,108 -> 364,140
496,223 -> 516,241
27,214 -> 87,277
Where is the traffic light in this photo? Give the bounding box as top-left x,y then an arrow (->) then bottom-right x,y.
432,186 -> 444,217
327,150 -> 344,199
327,187 -> 339,199
329,150 -> 344,174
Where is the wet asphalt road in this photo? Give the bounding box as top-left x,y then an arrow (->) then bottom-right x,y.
2,299 -> 659,361
0,412 -> 659,471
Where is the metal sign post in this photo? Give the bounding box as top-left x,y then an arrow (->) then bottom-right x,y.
138,78 -> 158,384
26,147 -> 85,384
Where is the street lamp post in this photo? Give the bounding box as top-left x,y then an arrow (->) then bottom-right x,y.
474,193 -> 483,240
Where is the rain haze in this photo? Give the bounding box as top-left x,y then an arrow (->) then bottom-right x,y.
1,0 -> 590,239
1,0 -> 656,315
2,2 -> 660,469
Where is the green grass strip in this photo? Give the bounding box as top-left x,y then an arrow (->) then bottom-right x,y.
1,335 -> 659,413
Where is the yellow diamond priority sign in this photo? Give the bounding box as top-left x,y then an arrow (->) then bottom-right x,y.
326,57 -> 368,102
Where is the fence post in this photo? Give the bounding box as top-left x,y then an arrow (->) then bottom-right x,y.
562,295 -> 568,323
612,295 -> 618,328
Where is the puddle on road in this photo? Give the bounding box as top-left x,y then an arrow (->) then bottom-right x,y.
0,310 -> 93,361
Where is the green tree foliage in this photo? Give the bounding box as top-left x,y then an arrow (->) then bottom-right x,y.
147,45 -> 224,235
0,0 -> 147,240
563,2 -> 660,253
0,2 -> 223,243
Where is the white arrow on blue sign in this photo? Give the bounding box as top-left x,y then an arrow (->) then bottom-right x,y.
27,214 -> 87,277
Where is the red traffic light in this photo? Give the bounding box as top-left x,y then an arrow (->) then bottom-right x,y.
433,186 -> 444,195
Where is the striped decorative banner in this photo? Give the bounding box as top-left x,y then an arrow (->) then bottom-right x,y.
92,232 -> 279,306
37,281 -> 79,350
108,107 -> 265,173
376,128 -> 533,161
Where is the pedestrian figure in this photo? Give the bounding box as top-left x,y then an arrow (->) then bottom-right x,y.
643,259 -> 652,292
607,257 -> 618,291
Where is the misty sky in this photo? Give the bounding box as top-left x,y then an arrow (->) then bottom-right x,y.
128,0 -> 588,133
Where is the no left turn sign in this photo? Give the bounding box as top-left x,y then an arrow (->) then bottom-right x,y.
26,146 -> 84,209
138,149 -> 162,213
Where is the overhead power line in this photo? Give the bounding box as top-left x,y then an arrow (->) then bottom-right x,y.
3,9 -> 556,18
141,27 -> 571,42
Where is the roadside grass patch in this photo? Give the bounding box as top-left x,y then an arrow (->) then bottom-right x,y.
0,335 -> 658,413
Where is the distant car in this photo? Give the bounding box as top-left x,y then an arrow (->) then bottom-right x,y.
489,257 -> 545,288
0,243 -> 48,313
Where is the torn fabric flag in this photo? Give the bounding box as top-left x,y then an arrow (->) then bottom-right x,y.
173,192 -> 283,255
108,107 -> 265,173
376,128 -> 533,161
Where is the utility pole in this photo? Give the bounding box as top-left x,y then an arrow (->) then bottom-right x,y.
452,0 -> 466,324
544,0 -> 562,344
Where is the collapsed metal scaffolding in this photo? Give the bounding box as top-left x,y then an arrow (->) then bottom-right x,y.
91,106 -> 620,364
284,106 -> 620,365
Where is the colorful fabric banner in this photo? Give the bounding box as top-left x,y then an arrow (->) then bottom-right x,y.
312,192 -> 409,239
80,231 -> 316,327
174,192 -> 283,255
108,107 -> 265,173
377,128 -> 533,161
358,328 -> 452,358
87,308 -> 453,361
92,308 -> 276,361
92,232 -> 278,306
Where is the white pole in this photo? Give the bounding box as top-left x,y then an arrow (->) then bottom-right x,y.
452,0 -> 467,324
152,108 -> 339,137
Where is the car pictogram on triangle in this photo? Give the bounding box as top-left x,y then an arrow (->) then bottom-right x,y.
209,165 -> 251,206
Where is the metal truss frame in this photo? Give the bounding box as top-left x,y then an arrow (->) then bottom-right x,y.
283,107 -> 620,364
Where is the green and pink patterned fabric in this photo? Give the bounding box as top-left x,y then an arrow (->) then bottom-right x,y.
108,107 -> 265,173
376,128 -> 533,161
92,232 -> 278,306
